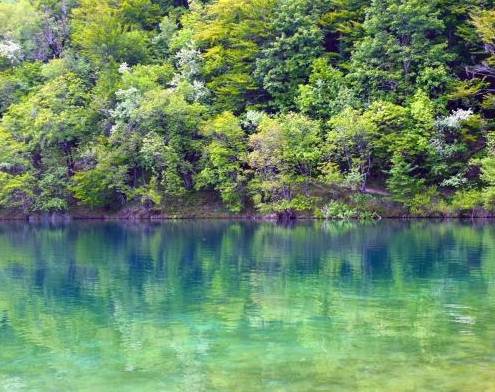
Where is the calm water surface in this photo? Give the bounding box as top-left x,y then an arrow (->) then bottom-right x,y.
0,220 -> 494,391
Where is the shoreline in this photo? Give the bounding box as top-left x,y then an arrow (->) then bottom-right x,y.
0,211 -> 493,222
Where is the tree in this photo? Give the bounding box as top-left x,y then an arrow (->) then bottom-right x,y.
479,131 -> 495,209
71,138 -> 131,208
2,72 -> 90,173
71,0 -> 156,67
0,0 -> 46,64
247,112 -> 322,217
0,61 -> 43,115
439,0 -> 491,71
138,88 -> 206,190
386,151 -> 426,204
348,0 -> 455,103
362,100 -> 411,176
32,0 -> 76,59
71,61 -> 206,208
0,172 -> 36,214
296,57 -> 357,119
0,71 -> 91,211
318,0 -> 369,62
189,0 -> 278,111
379,91 -> 441,204
471,8 -> 495,109
254,0 -> 327,111
471,8 -> 495,67
428,108 -> 482,188
326,108 -> 377,191
0,126 -> 35,213
196,112 -> 247,212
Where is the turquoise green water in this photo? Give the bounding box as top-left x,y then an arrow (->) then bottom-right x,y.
0,220 -> 494,391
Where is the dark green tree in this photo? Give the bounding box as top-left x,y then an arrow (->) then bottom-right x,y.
348,0 -> 455,103
254,0 -> 327,111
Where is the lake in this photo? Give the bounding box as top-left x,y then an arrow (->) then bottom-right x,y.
0,220 -> 494,391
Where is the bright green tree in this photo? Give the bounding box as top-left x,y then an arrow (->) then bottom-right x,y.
326,108 -> 377,191
71,0 -> 156,67
189,0 -> 277,111
0,61 -> 42,115
196,112 -> 247,212
0,126 -> 35,213
479,131 -> 495,209
0,72 -> 90,211
248,112 -> 322,217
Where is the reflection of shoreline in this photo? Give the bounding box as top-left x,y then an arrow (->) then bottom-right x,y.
0,220 -> 490,285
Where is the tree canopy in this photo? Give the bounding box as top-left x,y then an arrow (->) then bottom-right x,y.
1,0 -> 495,217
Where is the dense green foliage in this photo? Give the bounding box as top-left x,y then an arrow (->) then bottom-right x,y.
1,0 -> 495,217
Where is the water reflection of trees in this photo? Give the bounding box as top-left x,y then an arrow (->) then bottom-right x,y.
0,220 -> 493,303
0,220 -> 494,311
0,220 -> 495,390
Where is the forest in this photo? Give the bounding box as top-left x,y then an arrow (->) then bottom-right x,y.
1,0 -> 495,218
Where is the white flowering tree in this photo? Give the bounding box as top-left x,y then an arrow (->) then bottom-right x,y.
430,108 -> 479,188
170,41 -> 210,103
0,40 -> 22,65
